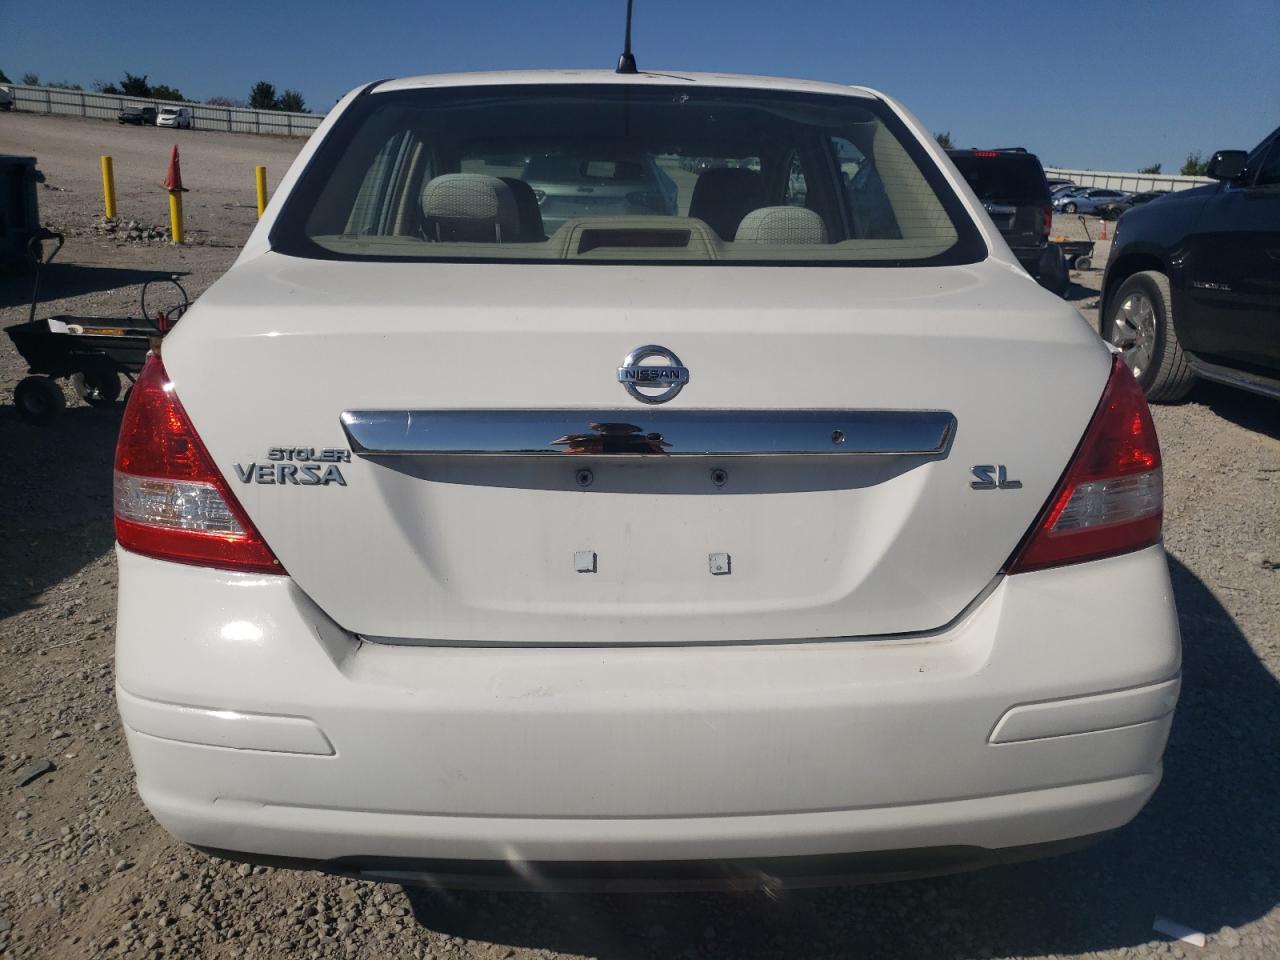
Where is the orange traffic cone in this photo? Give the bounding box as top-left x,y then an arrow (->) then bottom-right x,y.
162,144 -> 184,192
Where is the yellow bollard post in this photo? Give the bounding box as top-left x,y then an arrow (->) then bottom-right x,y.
100,155 -> 117,220
163,144 -> 186,245
255,165 -> 268,219
168,190 -> 184,244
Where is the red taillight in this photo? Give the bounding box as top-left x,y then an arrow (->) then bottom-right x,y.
1042,206 -> 1053,236
1006,355 -> 1162,574
114,354 -> 284,574
973,150 -> 998,158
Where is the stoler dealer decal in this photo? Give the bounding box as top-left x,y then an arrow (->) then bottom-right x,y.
234,447 -> 350,486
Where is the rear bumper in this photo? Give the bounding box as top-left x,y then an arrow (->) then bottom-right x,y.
116,545 -> 1180,879
194,832 -> 1110,892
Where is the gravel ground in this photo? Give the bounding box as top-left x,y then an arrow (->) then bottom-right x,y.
1,114 -> 1278,960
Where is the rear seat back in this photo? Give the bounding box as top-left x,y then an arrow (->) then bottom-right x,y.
735,206 -> 829,244
422,174 -> 520,242
688,168 -> 767,241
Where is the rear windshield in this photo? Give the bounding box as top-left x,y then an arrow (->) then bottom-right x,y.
948,153 -> 1050,206
272,84 -> 985,266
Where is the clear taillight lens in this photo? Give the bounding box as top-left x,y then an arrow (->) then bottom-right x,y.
113,474 -> 245,535
1050,472 -> 1162,533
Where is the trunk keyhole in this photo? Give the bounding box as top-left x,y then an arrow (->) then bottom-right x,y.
575,468 -> 594,488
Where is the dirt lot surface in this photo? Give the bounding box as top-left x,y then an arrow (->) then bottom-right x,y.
1,114 -> 1278,960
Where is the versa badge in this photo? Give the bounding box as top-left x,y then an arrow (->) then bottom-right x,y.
234,447 -> 350,486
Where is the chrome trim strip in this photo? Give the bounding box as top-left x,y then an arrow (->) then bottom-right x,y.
340,410 -> 956,459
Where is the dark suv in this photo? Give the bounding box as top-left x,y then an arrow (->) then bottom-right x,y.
118,105 -> 157,125
1101,125 -> 1280,402
948,148 -> 1058,286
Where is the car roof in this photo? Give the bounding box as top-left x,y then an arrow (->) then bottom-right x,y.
373,70 -> 878,100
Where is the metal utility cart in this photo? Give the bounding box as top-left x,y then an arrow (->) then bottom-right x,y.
1053,214 -> 1097,271
4,230 -> 188,425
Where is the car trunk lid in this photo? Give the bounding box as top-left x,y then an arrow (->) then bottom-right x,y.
165,254 -> 1109,645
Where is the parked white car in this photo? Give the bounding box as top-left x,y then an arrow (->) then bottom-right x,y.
114,70 -> 1179,890
155,105 -> 192,129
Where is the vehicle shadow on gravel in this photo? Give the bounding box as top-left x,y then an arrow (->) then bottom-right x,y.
0,262 -> 184,310
1190,380 -> 1280,442
0,404 -> 121,616
404,555 -> 1279,959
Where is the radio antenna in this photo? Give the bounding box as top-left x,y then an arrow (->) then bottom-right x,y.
616,0 -> 638,74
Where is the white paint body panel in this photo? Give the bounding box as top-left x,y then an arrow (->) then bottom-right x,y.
163,256 -> 1107,643
117,545 -> 1179,862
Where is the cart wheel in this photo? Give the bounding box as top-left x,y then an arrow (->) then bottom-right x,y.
72,369 -> 122,407
15,376 -> 67,426
1075,256 -> 1093,271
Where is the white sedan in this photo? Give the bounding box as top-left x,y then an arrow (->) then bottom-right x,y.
113,69 -> 1178,890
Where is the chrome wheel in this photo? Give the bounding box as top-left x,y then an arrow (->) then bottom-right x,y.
1111,290 -> 1157,379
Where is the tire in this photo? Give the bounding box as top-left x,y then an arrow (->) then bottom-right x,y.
1074,256 -> 1092,271
1062,202 -> 1077,214
15,376 -> 66,425
1103,270 -> 1196,403
72,369 -> 122,407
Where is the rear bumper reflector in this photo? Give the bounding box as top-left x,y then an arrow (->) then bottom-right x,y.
340,410 -> 957,459
988,675 -> 1180,744
117,686 -> 334,756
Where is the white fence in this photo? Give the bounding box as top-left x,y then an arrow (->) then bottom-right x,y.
3,84 -> 323,137
1044,166 -> 1213,193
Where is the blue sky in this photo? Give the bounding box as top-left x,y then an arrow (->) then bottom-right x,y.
4,0 -> 1277,171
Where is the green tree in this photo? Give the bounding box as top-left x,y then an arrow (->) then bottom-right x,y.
277,88 -> 307,113
248,81 -> 279,110
205,95 -> 245,107
1181,152 -> 1209,177
1137,163 -> 1162,175
120,73 -> 152,97
20,72 -> 40,86
94,80 -> 120,94
47,81 -> 83,90
934,131 -> 954,150
150,84 -> 185,102
0,68 -> 11,84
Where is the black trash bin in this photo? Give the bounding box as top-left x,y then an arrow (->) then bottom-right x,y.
0,155 -> 43,271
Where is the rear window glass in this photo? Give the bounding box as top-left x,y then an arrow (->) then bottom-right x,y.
272,84 -> 985,266
948,154 -> 1050,206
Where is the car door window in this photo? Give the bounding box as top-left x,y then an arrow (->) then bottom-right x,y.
1253,139 -> 1280,188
